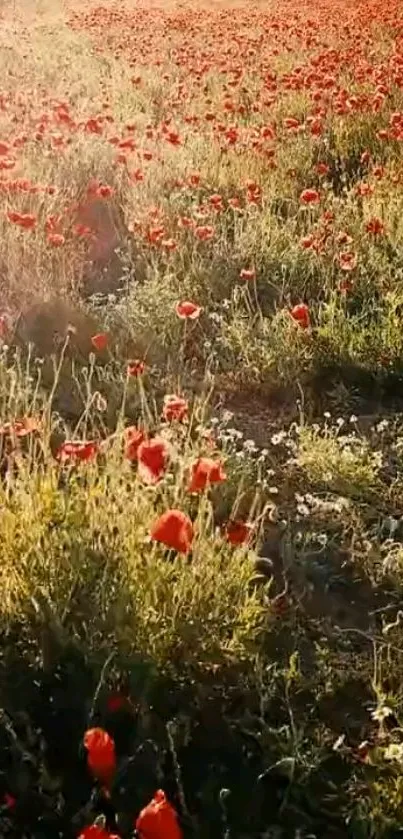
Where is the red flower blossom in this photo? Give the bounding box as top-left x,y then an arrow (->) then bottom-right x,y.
136,790 -> 182,839
355,182 -> 373,197
47,232 -> 65,247
284,116 -> 300,130
338,277 -> 354,294
127,359 -> 146,377
224,520 -> 254,546
124,426 -> 146,461
300,235 -> 315,249
188,457 -> 226,493
150,510 -> 193,554
175,301 -> 202,320
239,268 -> 256,281
365,217 -> 385,236
57,440 -> 99,463
338,251 -> 357,271
137,437 -> 169,484
165,130 -> 181,146
95,184 -> 114,199
74,224 -> 93,237
194,224 -> 215,241
91,333 -> 108,351
162,394 -> 188,422
300,188 -> 320,204
290,303 -> 310,329
107,693 -> 130,713
2,792 -> 16,810
83,728 -> 116,788
79,825 -> 120,839
7,210 -> 36,229
188,172 -> 201,186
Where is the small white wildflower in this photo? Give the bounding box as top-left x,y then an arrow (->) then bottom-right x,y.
271,431 -> 287,446
243,439 -> 257,452
372,704 -> 393,723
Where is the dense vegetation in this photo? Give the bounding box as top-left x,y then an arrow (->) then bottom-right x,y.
1,0 -> 403,835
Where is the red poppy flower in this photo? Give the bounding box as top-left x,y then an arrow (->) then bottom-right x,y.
188,457 -> 226,493
107,693 -> 130,713
338,277 -> 354,294
7,210 -> 37,229
79,826 -> 120,839
175,301 -> 202,320
91,333 -> 108,351
224,520 -> 254,546
284,116 -> 300,130
137,437 -> 169,484
95,184 -> 114,199
300,235 -> 315,249
2,792 -> 16,810
290,303 -> 310,329
74,224 -> 93,237
57,440 -> 99,463
365,217 -> 385,236
47,233 -> 65,247
136,789 -> 182,839
239,268 -> 256,281
127,359 -> 146,377
83,727 -> 116,788
338,251 -> 357,271
194,224 -> 215,241
299,188 -> 320,204
355,182 -> 373,197
124,426 -> 146,461
188,172 -> 201,186
150,510 -> 193,554
162,394 -> 188,422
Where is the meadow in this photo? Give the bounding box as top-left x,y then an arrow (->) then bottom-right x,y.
1,0 -> 403,835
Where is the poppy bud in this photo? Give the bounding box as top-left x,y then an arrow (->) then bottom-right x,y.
135,789 -> 183,839
83,727 -> 116,788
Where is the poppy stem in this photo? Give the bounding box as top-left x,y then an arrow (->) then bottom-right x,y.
88,651 -> 115,725
166,720 -> 191,821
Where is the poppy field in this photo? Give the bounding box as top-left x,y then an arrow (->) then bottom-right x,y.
3,0 -> 403,835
